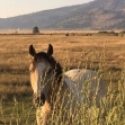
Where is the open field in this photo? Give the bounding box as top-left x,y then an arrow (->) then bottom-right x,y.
0,34 -> 125,124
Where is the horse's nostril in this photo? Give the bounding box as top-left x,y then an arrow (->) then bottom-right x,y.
41,92 -> 46,104
33,93 -> 46,107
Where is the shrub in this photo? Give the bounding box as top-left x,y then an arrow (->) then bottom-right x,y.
32,26 -> 40,34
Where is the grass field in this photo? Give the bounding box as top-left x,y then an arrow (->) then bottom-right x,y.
0,34 -> 125,125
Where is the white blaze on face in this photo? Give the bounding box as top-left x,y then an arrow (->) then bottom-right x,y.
30,62 -> 49,97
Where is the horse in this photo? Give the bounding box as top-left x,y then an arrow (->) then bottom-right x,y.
28,44 -> 107,125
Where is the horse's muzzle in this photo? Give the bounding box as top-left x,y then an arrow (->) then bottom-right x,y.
33,93 -> 46,107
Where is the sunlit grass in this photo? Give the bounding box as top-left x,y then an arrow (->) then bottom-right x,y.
0,34 -> 125,124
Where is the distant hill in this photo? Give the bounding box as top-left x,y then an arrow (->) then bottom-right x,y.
0,0 -> 125,30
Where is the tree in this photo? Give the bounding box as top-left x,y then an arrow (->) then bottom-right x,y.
32,26 -> 40,34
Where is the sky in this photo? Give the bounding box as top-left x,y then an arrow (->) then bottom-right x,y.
0,0 -> 93,18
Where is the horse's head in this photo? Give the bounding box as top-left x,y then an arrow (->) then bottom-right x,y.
29,44 -> 62,107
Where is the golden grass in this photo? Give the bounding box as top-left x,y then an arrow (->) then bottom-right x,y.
0,34 -> 125,125
0,34 -> 125,96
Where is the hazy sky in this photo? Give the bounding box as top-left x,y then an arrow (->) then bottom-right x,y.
0,0 -> 93,18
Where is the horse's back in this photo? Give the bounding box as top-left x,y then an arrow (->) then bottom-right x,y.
64,69 -> 107,102
64,69 -> 97,83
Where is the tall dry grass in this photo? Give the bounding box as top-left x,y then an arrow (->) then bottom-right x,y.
0,34 -> 125,124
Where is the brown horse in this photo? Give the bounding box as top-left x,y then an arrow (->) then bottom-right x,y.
29,44 -> 106,125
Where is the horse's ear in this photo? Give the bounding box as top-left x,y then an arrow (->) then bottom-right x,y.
47,44 -> 53,56
29,45 -> 36,57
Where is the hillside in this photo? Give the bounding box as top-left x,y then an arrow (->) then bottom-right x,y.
0,0 -> 125,30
